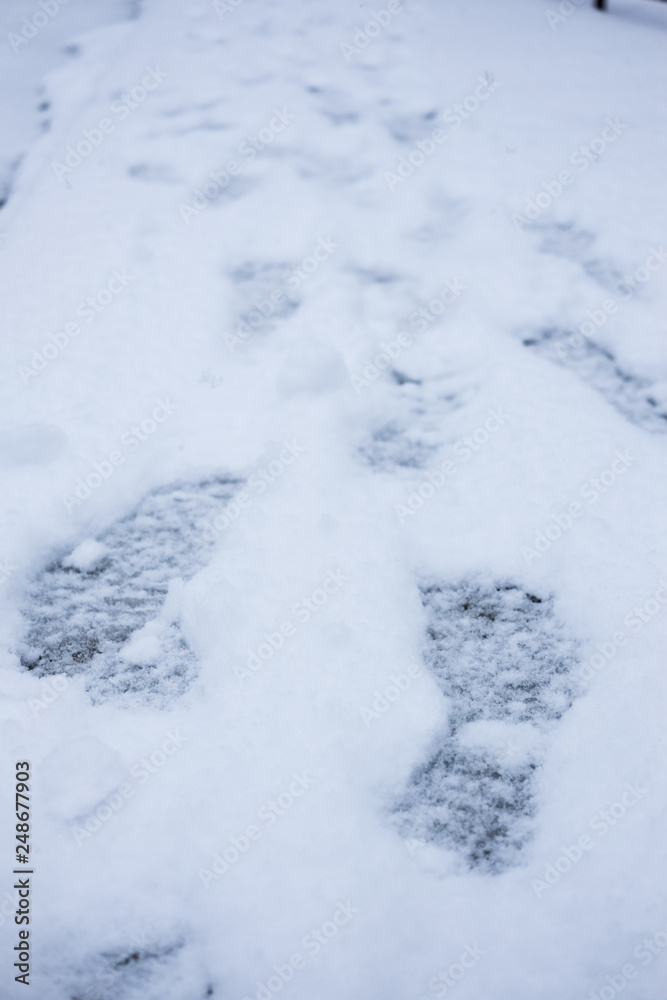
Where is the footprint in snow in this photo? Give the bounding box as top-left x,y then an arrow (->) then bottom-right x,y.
393,579 -> 580,872
18,475 -> 240,703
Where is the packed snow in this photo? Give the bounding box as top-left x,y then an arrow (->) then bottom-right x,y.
1,0 -> 667,998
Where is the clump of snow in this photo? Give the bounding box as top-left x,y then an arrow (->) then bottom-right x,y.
118,624 -> 161,666
62,538 -> 109,572
457,719 -> 545,767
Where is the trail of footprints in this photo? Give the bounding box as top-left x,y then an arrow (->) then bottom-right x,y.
357,365 -> 582,871
19,247 -> 650,923
19,478 -> 234,994
373,225 -> 665,870
20,361 -> 591,878
19,475 -> 240,703
19,451 -> 583,875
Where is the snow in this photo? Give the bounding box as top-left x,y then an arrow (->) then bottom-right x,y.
0,422 -> 67,467
0,0 -> 137,210
1,0 -> 667,997
62,539 -> 109,572
39,736 -> 126,823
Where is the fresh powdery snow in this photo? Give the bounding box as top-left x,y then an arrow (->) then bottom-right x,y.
1,0 -> 667,997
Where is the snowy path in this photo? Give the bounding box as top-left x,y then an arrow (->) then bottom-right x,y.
1,1 -> 667,998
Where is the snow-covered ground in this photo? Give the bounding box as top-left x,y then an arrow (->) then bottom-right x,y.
1,0 -> 667,997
